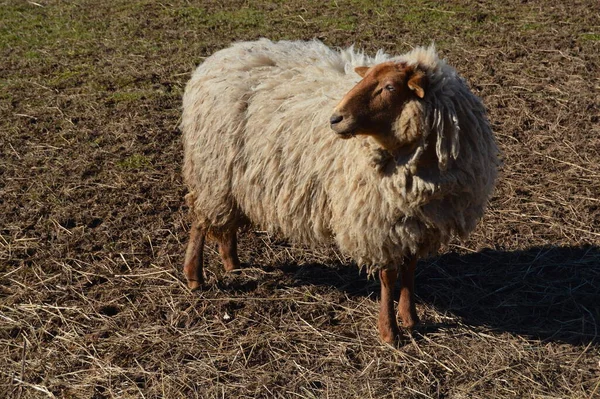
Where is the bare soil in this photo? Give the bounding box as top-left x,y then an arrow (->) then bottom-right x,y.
1,0 -> 599,398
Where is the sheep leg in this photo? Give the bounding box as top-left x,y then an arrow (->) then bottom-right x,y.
378,267 -> 400,344
398,255 -> 419,329
216,228 -> 241,272
183,221 -> 207,290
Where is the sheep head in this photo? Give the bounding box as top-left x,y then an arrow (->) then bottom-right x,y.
330,62 -> 427,155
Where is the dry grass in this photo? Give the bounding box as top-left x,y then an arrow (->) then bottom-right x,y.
1,0 -> 599,398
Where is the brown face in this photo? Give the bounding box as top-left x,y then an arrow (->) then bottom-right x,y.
330,62 -> 427,139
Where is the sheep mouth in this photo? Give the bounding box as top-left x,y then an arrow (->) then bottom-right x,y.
336,131 -> 356,139
331,122 -> 358,139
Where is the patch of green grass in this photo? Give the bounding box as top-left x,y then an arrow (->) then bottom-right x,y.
339,0 -> 471,39
48,70 -> 84,87
107,91 -> 146,104
117,154 -> 151,170
0,3 -> 93,50
168,6 -> 265,30
347,0 -> 399,13
315,13 -> 357,32
315,0 -> 469,35
522,22 -> 543,31
399,7 -> 451,25
24,50 -> 41,59
206,8 -> 265,29
580,33 -> 600,42
171,6 -> 207,22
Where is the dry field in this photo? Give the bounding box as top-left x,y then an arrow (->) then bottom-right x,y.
1,0 -> 599,398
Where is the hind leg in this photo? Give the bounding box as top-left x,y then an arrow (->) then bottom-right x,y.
183,220 -> 207,290
215,227 -> 241,272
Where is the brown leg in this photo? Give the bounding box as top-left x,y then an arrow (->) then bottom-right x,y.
378,267 -> 400,344
183,221 -> 207,290
216,228 -> 241,272
398,255 -> 419,329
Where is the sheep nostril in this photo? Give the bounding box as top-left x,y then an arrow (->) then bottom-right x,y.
330,114 -> 343,125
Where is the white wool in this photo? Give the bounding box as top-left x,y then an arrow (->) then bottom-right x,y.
181,39 -> 500,273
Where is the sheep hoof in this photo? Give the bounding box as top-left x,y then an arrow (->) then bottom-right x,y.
187,279 -> 203,291
401,314 -> 420,330
380,331 -> 400,345
399,307 -> 420,330
223,261 -> 241,272
378,320 -> 400,344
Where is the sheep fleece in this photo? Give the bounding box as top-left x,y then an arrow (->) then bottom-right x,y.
181,39 -> 500,272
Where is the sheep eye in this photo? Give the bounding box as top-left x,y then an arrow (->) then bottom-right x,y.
385,84 -> 395,92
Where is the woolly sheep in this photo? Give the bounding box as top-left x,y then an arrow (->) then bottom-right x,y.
181,39 -> 499,343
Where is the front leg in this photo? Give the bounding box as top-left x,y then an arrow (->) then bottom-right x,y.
398,255 -> 419,329
378,267 -> 400,344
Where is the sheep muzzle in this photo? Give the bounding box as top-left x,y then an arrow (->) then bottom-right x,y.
330,113 -> 357,138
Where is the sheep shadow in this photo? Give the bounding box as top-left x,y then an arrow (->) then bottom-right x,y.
277,244 -> 600,345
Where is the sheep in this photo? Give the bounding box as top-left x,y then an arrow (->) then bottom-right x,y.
181,39 -> 500,343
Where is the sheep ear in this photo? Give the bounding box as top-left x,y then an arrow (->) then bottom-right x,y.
354,66 -> 369,77
407,68 -> 427,99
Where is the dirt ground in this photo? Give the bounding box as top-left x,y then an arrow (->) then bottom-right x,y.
1,0 -> 599,398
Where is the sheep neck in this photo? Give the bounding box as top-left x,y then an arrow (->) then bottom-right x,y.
370,134 -> 420,160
